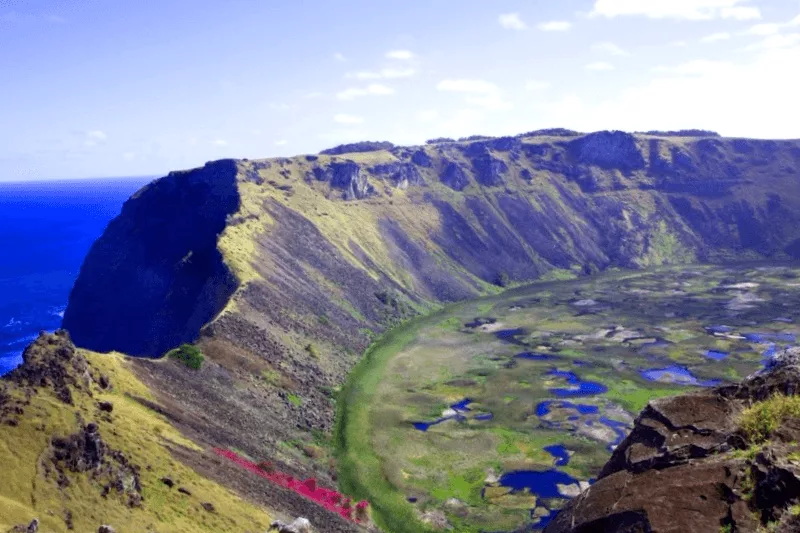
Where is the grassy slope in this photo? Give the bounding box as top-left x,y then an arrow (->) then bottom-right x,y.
0,350 -> 274,533
334,308 -> 455,533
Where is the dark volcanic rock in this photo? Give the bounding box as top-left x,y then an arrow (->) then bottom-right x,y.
546,348 -> 800,533
319,141 -> 393,155
471,154 -> 508,187
370,161 -> 424,188
7,330 -> 89,404
440,162 -> 470,191
62,160 -> 240,357
411,149 -> 433,167
567,130 -> 645,172
329,162 -> 373,200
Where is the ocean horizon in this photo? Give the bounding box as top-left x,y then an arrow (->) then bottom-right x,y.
0,176 -> 154,375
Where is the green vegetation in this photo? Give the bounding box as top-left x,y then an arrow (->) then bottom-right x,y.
287,393 -> 303,407
335,264 -> 797,532
166,343 -> 204,370
739,394 -> 800,444
305,343 -> 320,358
0,349 -> 274,532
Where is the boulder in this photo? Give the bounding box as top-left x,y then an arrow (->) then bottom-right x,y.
567,131 -> 645,172
546,348 -> 800,533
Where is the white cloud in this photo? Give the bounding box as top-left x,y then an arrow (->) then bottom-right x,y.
525,80 -> 551,90
334,113 -> 364,124
590,0 -> 760,21
436,79 -> 511,110
670,40 -> 689,47
573,44 -> 800,138
499,13 -> 527,30
652,59 -> 734,76
210,139 -> 228,147
538,21 -> 572,31
334,52 -> 346,62
586,61 -> 615,71
87,130 -> 107,141
123,152 -> 136,161
336,83 -> 395,100
593,42 -> 629,56
744,33 -> 800,51
269,102 -> 291,111
275,140 -> 288,146
347,67 -> 415,80
792,14 -> 800,26
436,79 -> 500,94
701,32 -> 732,42
745,23 -> 782,36
465,94 -> 514,111
720,6 -> 761,20
304,91 -> 325,99
385,49 -> 414,60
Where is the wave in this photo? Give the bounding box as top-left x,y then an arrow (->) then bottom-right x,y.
2,317 -> 23,330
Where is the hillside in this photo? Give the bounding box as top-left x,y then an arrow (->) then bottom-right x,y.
58,129 -> 800,527
0,331 -> 277,532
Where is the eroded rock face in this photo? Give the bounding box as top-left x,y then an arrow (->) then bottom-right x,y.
371,162 -> 424,189
329,162 -> 373,200
441,162 -> 470,191
62,160 -> 240,357
567,130 -> 646,172
545,349 -> 800,533
7,330 -> 89,404
471,153 -> 509,187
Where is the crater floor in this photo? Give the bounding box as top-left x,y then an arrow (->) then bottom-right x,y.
336,263 -> 800,532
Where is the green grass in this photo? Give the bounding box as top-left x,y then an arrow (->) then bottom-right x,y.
166,344 -> 204,370
287,393 -> 303,407
335,309 -> 458,533
739,393 -> 800,444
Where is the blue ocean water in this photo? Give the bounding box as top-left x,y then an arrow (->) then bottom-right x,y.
0,177 -> 152,375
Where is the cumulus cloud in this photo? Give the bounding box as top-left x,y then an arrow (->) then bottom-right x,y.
745,23 -> 782,36
555,44 -> 800,138
538,21 -> 572,31
336,83 -> 395,100
744,33 -> 800,51
701,32 -> 732,42
590,0 -> 760,20
586,61 -> 615,71
334,113 -> 364,124
334,52 -> 346,62
593,42 -> 629,56
499,13 -> 527,30
525,80 -> 551,90
385,49 -> 414,60
210,139 -> 228,147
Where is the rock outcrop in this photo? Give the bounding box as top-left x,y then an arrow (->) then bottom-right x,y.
545,349 -> 800,533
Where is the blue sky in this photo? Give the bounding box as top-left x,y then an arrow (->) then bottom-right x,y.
1,0 -> 799,180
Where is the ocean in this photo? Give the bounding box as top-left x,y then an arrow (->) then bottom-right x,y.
0,177 -> 153,375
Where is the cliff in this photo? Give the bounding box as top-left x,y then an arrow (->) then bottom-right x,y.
545,348 -> 800,533
61,129 -> 800,507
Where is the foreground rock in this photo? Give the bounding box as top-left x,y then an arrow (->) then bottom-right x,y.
545,349 -> 800,533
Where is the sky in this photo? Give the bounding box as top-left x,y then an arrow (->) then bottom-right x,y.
1,0 -> 800,181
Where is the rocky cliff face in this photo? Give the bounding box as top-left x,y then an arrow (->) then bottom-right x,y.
61,130 -> 800,492
545,349 -> 800,533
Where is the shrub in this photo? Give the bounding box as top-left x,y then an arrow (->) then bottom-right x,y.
495,272 -> 511,288
167,344 -> 204,370
305,343 -> 320,358
287,393 -> 303,407
739,393 -> 800,444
